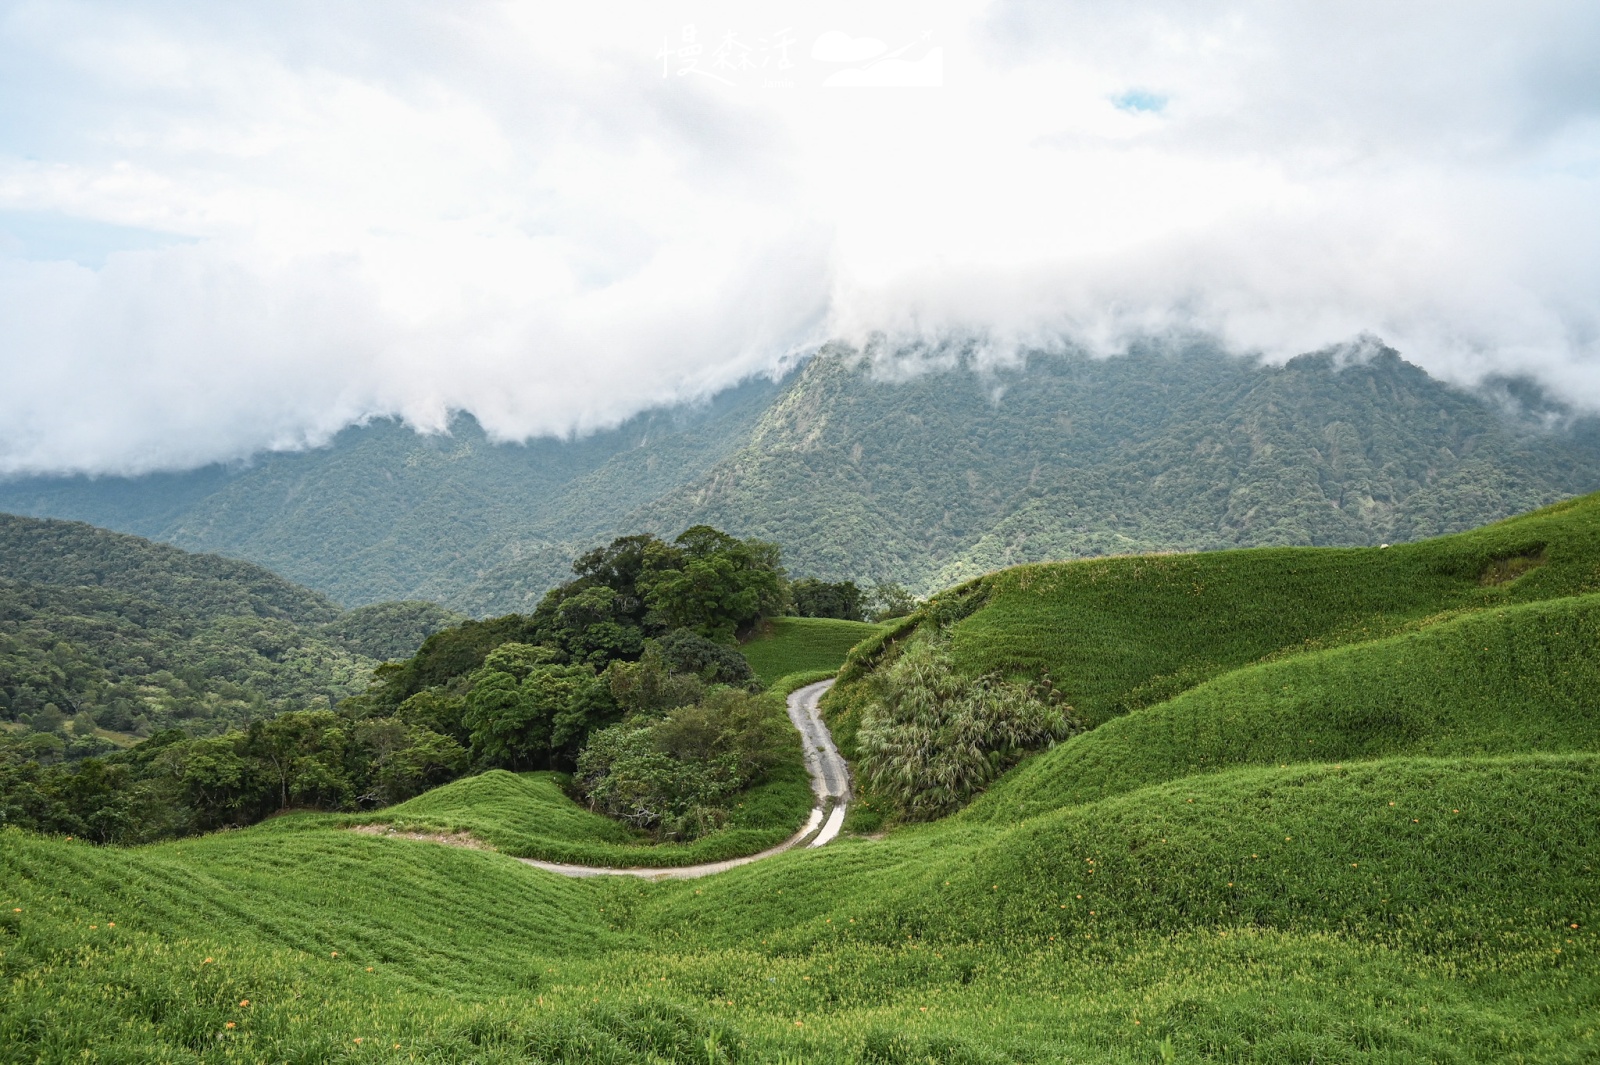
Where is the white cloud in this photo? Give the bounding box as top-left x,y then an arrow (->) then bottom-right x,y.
0,0 -> 1597,475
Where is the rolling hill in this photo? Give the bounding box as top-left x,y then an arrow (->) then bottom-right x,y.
3,341 -> 1597,615
3,497 -> 1598,1060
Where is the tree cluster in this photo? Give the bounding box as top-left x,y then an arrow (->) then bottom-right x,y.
1,524 -> 789,845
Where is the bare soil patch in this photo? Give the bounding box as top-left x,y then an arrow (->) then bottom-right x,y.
352,825 -> 492,850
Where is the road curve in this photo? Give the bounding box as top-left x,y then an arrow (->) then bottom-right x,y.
517,679 -> 850,880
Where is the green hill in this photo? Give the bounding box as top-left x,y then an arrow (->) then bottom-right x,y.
961,591 -> 1600,822
3,755 -> 1594,1060
740,616 -> 885,689
0,515 -> 461,744
3,343 -> 1597,615
355,763 -> 813,868
4,499 -> 1600,1061
828,490 -> 1600,736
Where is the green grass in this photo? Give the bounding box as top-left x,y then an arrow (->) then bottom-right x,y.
7,495 -> 1600,1061
962,590 -> 1600,822
741,617 -> 884,688
939,494 -> 1594,723
3,753 -> 1596,1061
349,761 -> 815,868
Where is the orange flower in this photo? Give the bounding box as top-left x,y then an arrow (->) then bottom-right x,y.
107,922 -> 114,928
203,957 -> 213,964
354,1037 -> 363,1044
225,1022 -> 236,1030
239,1000 -> 249,1007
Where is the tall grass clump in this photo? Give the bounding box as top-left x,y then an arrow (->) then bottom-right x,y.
857,638 -> 1075,820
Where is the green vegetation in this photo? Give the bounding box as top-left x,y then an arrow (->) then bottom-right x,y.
0,515 -> 459,750
740,616 -> 884,688
2,752 -> 1595,1060
962,590 -> 1600,822
838,490 -> 1600,730
5,343 -> 1598,614
359,751 -> 813,867
0,520 -> 804,855
788,578 -> 866,621
856,638 -> 1075,821
5,497 -> 1600,1060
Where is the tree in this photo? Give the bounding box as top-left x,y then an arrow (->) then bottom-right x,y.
462,662 -> 617,770
867,582 -> 919,621
789,578 -> 865,621
638,527 -> 785,641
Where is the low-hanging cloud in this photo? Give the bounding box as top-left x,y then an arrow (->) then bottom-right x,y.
1,0 -> 1598,476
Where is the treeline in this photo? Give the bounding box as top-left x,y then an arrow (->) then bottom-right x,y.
786,578 -> 917,622
1,525 -> 808,844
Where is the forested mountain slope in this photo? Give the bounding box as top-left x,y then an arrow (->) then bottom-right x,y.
633,344 -> 1600,592
0,515 -> 460,747
0,377 -> 783,614
3,342 -> 1596,614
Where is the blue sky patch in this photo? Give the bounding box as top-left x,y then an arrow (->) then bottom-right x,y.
1111,89 -> 1168,114
0,211 -> 193,268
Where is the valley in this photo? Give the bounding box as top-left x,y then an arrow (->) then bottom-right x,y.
3,494 -> 1598,1061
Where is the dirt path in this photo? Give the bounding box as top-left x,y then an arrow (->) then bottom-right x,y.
516,679 -> 850,880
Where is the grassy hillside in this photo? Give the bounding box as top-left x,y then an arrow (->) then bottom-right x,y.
963,591 -> 1600,821
3,753 -> 1595,1060
355,760 -> 814,868
5,498 -> 1600,1060
5,342 -> 1598,615
827,491 -> 1600,737
740,617 -> 884,688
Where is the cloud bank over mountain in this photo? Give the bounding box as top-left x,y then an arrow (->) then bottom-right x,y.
1,0 -> 1597,475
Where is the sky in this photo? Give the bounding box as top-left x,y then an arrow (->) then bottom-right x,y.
1,0 -> 1598,475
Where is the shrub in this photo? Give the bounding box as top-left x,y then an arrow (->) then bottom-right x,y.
574,687 -> 790,840
857,637 -> 1074,820
652,629 -> 757,687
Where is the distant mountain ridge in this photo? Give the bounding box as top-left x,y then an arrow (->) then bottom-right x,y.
3,341 -> 1598,614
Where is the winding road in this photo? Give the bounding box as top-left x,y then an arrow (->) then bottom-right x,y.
516,679 -> 850,880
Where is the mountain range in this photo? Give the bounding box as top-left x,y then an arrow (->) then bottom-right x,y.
3,340 -> 1597,615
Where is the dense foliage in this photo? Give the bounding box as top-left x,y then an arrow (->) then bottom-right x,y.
788,578 -> 865,621
856,638 -> 1075,820
576,685 -> 792,840
0,516 -> 459,753
0,519 -> 798,846
4,342 -> 1597,614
